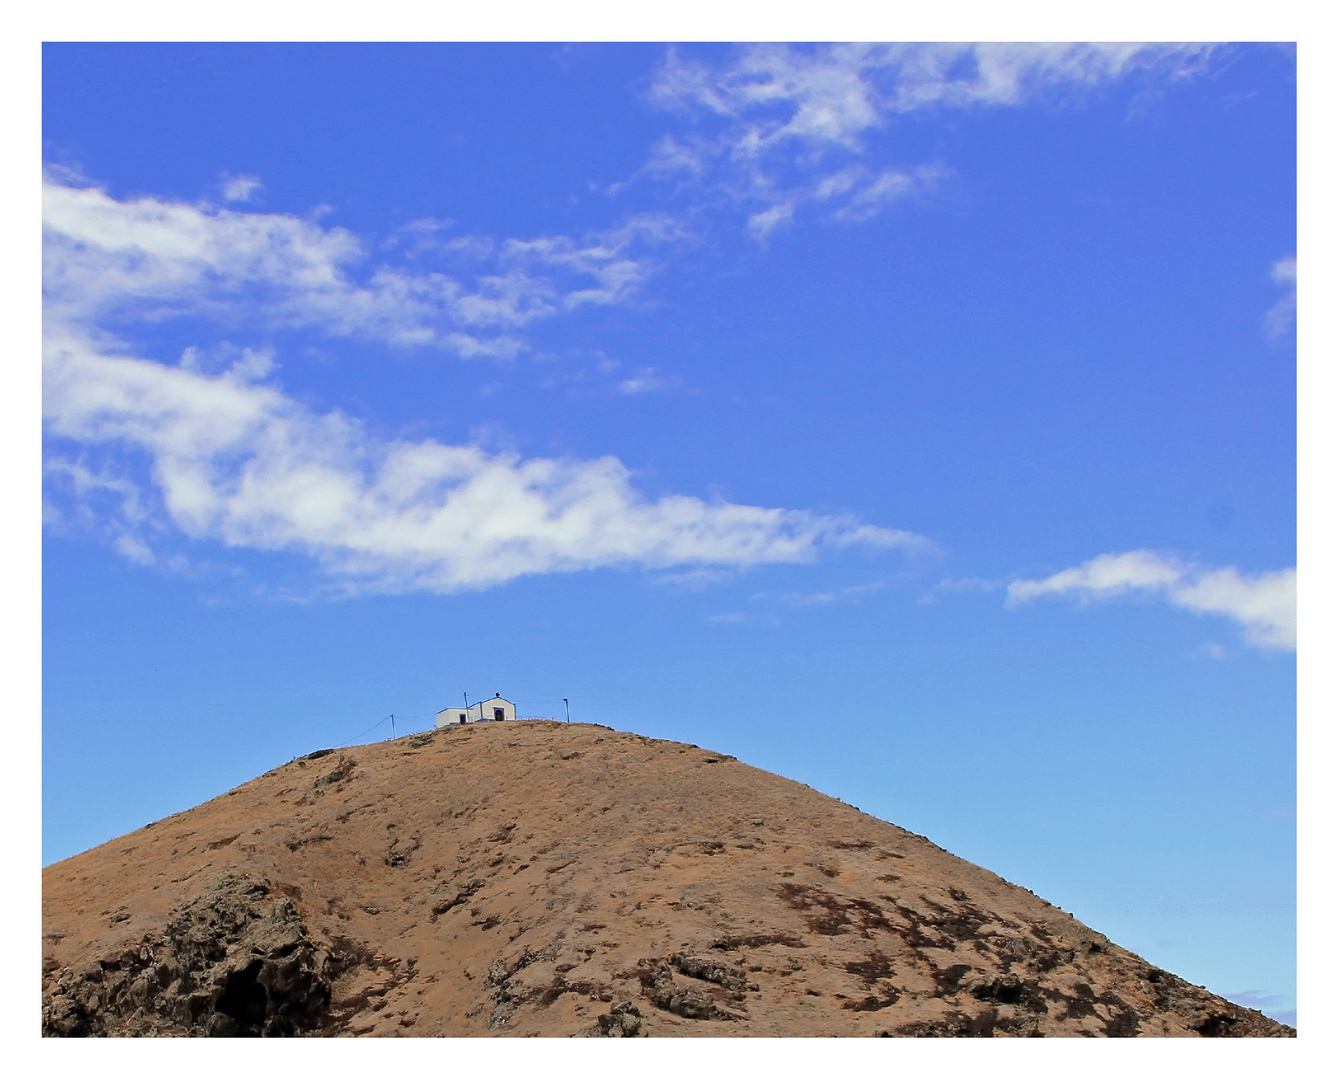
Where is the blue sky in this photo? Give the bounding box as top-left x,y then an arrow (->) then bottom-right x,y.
41,42 -> 1295,1023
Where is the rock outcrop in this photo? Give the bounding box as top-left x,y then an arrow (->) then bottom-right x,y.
42,721 -> 1293,1037
43,873 -> 337,1036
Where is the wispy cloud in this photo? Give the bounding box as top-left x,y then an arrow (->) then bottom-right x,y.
219,174 -> 262,203
772,580 -> 891,608
1265,254 -> 1296,337
42,327 -> 924,591
41,170 -> 929,590
43,173 -> 678,360
617,366 -> 682,395
708,611 -> 747,623
1007,550 -> 1295,651
644,43 -> 1218,237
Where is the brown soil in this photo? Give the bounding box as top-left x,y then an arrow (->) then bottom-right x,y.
42,720 -> 1294,1038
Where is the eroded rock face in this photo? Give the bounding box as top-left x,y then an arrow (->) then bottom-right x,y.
636,958 -> 743,1022
43,874 -> 336,1037
42,722 -> 1295,1037
575,1001 -> 642,1037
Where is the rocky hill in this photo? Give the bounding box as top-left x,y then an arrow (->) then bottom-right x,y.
42,720 -> 1292,1037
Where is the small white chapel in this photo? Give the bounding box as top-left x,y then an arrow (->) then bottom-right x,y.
436,693 -> 517,728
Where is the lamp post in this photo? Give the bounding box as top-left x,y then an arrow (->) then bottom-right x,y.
563,698 -> 570,723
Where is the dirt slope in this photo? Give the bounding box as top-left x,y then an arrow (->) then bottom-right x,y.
42,720 -> 1292,1037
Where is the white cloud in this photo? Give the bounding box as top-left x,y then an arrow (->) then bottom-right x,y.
42,172 -> 923,590
43,175 -> 675,358
746,201 -> 796,240
822,164 -> 948,223
760,580 -> 890,608
646,43 -> 1217,236
43,452 -> 158,553
1265,254 -> 1296,337
656,43 -> 1214,135
1007,550 -> 1295,651
617,367 -> 681,395
643,135 -> 707,179
42,328 -> 923,592
875,43 -> 1212,113
220,174 -> 262,203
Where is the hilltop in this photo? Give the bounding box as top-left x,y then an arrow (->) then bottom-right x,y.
42,721 -> 1292,1037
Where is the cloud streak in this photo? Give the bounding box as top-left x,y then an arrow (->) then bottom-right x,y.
43,174 -> 678,360
1007,550 -> 1295,651
645,43 -> 1218,236
43,171 -> 927,590
42,328 -> 922,591
1265,255 -> 1296,338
